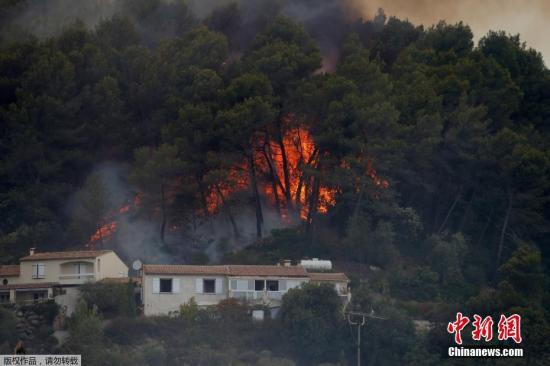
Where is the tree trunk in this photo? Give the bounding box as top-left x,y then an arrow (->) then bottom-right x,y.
216,184 -> 240,238
295,148 -> 318,220
459,182 -> 478,231
262,142 -> 281,216
497,187 -> 513,265
196,173 -> 208,215
438,186 -> 462,234
476,206 -> 494,248
305,174 -> 321,242
276,116 -> 293,210
353,176 -> 367,221
248,150 -> 263,239
160,183 -> 166,244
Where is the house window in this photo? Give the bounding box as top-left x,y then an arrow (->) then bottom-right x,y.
33,292 -> 45,303
255,280 -> 265,291
203,279 -> 215,294
266,280 -> 279,292
2,279 -> 7,285
160,278 -> 173,293
0,292 -> 9,303
32,263 -> 45,279
97,258 -> 101,272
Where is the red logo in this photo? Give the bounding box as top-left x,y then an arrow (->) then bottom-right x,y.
447,313 -> 522,345
447,312 -> 470,345
497,314 -> 522,344
472,315 -> 494,342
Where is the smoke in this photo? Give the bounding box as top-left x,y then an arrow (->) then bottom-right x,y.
5,1 -> 547,66
1,0 -> 122,39
351,0 -> 550,64
68,163 -> 288,265
66,162 -> 170,265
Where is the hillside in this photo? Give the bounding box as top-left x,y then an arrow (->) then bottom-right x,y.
0,0 -> 549,365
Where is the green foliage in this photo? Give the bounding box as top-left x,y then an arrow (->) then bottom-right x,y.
279,283 -> 345,363
64,300 -> 105,364
1,4 -> 550,364
79,282 -> 136,318
0,307 -> 17,345
29,300 -> 60,324
500,243 -> 545,299
179,297 -> 199,321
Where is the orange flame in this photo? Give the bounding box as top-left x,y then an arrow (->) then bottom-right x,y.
86,195 -> 139,249
204,124 -> 344,221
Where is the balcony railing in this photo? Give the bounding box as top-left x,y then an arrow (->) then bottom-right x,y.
59,273 -> 95,280
229,290 -> 283,301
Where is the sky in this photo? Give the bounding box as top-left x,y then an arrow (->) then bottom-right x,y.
351,0 -> 549,64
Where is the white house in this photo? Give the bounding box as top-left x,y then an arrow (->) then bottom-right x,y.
141,263 -> 349,316
0,248 -> 128,310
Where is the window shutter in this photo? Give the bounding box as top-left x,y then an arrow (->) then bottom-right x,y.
195,278 -> 203,293
230,279 -> 237,290
279,280 -> 287,291
215,278 -> 222,294
38,264 -> 45,278
172,278 -> 180,293
32,264 -> 37,277
248,280 -> 254,291
153,278 -> 160,294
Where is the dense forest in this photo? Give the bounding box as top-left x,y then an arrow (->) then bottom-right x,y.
1,0 -> 549,365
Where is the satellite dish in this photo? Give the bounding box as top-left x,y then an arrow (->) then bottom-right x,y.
132,259 -> 142,271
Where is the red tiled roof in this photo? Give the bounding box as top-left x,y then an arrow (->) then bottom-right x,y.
308,272 -> 349,282
143,264 -> 309,277
0,265 -> 20,277
20,250 -> 112,261
143,265 -> 229,276
0,282 -> 59,290
228,265 -> 308,277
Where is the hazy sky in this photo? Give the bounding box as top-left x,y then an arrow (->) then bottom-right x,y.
351,0 -> 549,64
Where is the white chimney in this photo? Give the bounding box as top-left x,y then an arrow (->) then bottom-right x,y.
29,247 -> 36,256
283,259 -> 292,267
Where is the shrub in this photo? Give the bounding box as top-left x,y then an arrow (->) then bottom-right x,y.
279,283 -> 345,363
216,298 -> 249,323
31,300 -> 59,324
79,282 -> 136,318
104,317 -> 154,345
179,297 -> 199,321
0,307 -> 17,345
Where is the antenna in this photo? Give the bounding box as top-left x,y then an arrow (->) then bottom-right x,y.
132,259 -> 142,271
346,310 -> 387,366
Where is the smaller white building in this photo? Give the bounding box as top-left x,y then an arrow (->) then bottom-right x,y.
141,263 -> 350,316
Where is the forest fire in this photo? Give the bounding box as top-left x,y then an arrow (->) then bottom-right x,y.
86,198 -> 138,249
205,122 -> 388,222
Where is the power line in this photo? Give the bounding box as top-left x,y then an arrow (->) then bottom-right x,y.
345,310 -> 387,366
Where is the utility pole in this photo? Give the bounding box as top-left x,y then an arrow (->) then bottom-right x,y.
346,310 -> 387,366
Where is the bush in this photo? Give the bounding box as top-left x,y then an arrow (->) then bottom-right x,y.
390,266 -> 440,301
179,297 -> 199,321
279,283 -> 346,364
104,317 -> 154,345
216,298 -> 249,323
0,307 -> 17,345
79,282 -> 136,318
31,300 -> 59,324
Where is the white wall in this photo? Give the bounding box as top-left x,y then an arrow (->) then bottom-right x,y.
143,274 -> 228,316
96,252 -> 128,280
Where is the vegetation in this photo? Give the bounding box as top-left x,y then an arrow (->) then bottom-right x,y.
79,281 -> 137,318
0,0 -> 549,364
